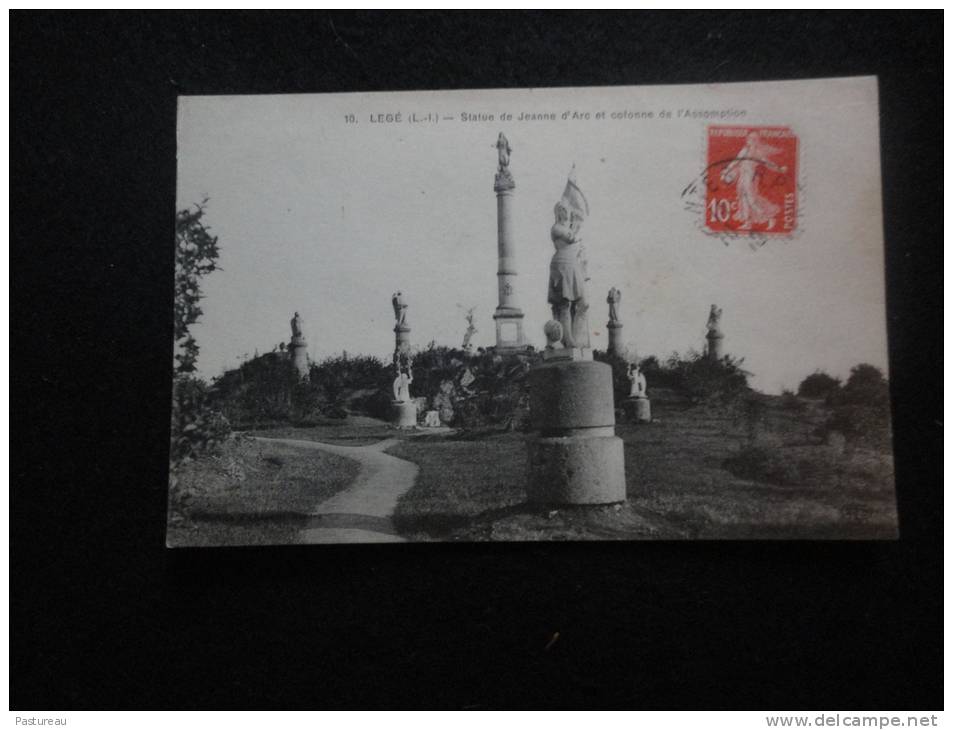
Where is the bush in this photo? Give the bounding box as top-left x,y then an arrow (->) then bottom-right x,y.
310,353 -> 390,410
667,351 -> 751,404
822,364 -> 891,449
170,377 -> 232,466
797,371 -> 841,399
837,364 -> 890,410
780,389 -> 807,412
593,350 -> 634,405
638,354 -> 683,390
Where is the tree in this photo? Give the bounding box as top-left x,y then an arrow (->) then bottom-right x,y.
174,200 -> 220,375
839,364 -> 890,410
797,370 -> 841,399
170,202 -> 228,469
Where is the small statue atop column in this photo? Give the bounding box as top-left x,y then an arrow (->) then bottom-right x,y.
287,311 -> 309,380
392,291 -> 408,329
706,304 -> 725,361
290,311 -> 304,340
496,132 -> 511,171
706,304 -> 723,334
607,288 -> 621,324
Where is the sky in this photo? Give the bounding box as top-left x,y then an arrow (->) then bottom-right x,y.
176,77 -> 888,394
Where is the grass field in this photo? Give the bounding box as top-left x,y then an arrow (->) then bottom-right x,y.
168,392 -> 897,544
245,414 -> 396,446
166,436 -> 361,547
387,392 -> 897,541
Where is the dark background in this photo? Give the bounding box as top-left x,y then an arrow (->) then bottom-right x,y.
11,11 -> 942,709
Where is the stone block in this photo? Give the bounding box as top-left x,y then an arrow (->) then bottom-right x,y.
624,396 -> 651,423
527,430 -> 626,504
528,360 -> 615,431
391,400 -> 417,428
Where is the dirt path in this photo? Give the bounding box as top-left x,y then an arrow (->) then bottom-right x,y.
253,437 -> 418,544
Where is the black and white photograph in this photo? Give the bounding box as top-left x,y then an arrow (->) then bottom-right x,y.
169,78 -> 897,546
12,11 -> 941,713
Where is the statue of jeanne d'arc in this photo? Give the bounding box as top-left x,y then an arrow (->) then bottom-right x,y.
547,167 -> 591,348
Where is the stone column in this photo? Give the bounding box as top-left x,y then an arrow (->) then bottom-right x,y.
394,323 -> 411,356
607,322 -> 624,357
391,306 -> 416,428
288,336 -> 309,381
492,138 -> 526,352
527,353 -> 626,505
287,312 -> 309,381
706,329 -> 724,361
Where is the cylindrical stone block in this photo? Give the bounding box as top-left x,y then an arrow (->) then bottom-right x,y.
707,332 -> 724,361
526,359 -> 626,505
624,397 -> 651,423
528,360 -> 615,432
606,322 -> 624,357
391,400 -> 417,428
527,432 -> 626,504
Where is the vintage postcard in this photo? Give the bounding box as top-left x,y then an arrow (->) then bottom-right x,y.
168,77 -> 895,546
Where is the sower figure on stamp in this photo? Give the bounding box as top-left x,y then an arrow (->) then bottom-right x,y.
548,167 -> 591,348
720,131 -> 787,230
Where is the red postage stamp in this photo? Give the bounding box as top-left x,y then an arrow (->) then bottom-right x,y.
704,126 -> 798,235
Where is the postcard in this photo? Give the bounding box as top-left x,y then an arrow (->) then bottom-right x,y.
168,77 -> 895,545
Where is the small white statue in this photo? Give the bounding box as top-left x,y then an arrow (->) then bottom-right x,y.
392,369 -> 414,403
462,306 -> 477,350
627,362 -> 647,398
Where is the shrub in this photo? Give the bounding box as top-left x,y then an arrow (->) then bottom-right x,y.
838,364 -> 890,410
797,371 -> 841,399
638,354 -> 683,389
593,350 -> 634,405
170,377 -> 232,465
821,364 -> 891,449
669,351 -> 751,404
780,389 -> 807,412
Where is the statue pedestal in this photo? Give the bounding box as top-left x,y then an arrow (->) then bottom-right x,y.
526,357 -> 626,505
394,324 -> 412,354
606,321 -> 624,357
391,400 -> 417,428
288,336 -> 309,381
624,396 -> 652,424
492,310 -> 527,353
706,331 -> 724,361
